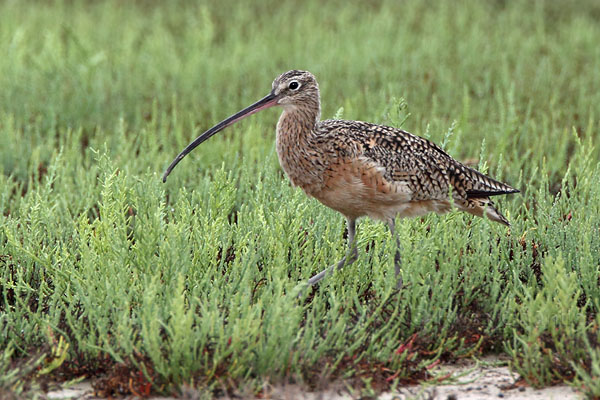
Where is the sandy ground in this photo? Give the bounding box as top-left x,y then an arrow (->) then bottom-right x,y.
46,357 -> 581,400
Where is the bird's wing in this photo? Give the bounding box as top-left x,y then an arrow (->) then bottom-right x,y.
319,120 -> 519,201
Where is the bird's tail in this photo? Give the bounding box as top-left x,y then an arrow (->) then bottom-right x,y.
458,198 -> 511,226
483,202 -> 510,226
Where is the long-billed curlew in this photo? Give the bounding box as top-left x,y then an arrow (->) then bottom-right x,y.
163,70 -> 519,289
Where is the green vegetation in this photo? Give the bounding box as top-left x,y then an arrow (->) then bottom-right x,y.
1,0 -> 599,397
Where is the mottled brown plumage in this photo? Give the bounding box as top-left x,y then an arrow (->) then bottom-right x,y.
163,70 -> 519,289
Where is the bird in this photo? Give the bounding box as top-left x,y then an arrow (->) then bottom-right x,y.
162,70 -> 519,290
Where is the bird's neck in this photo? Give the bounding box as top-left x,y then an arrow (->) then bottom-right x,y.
275,102 -> 325,194
276,101 -> 320,148
277,100 -> 320,133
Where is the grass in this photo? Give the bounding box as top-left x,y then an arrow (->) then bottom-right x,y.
1,0 -> 599,397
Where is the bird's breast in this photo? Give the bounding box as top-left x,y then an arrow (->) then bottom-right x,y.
276,133 -> 326,194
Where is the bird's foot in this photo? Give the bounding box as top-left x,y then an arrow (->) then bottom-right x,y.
292,281 -> 311,299
395,276 -> 403,291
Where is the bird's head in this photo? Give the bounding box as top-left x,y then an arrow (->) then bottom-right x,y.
271,70 -> 320,111
162,70 -> 320,182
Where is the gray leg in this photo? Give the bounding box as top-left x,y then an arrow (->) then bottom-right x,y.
388,218 -> 403,290
307,218 -> 358,286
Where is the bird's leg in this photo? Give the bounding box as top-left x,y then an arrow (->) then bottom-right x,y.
387,218 -> 403,290
307,218 -> 358,286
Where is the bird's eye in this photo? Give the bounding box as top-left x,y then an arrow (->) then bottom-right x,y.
288,81 -> 300,90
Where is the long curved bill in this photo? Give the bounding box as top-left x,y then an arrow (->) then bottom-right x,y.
162,92 -> 278,182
